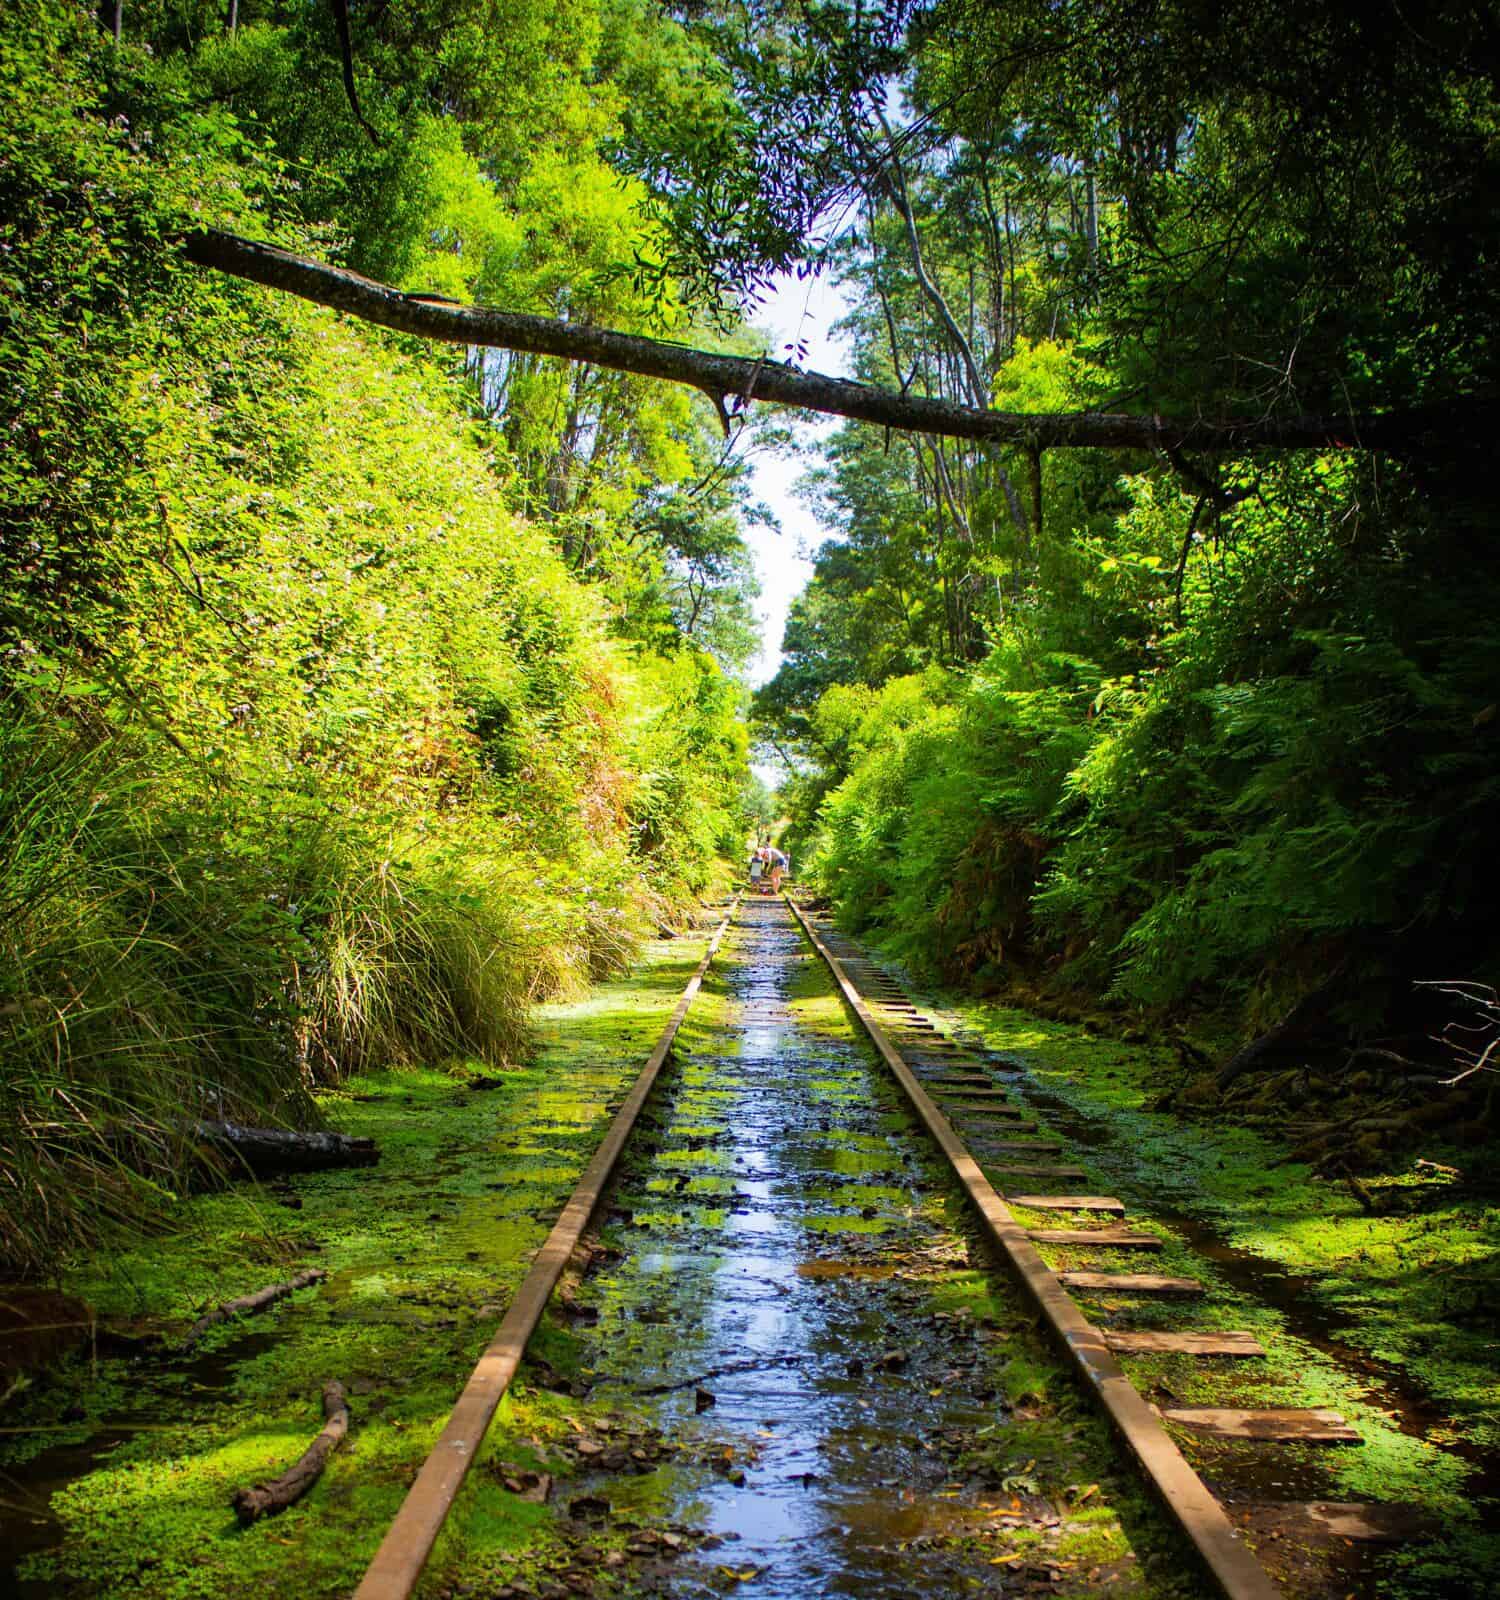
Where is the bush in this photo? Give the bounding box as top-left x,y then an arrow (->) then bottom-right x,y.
0,12 -> 749,1271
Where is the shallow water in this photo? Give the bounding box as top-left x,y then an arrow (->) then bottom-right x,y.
572,899 -> 1025,1597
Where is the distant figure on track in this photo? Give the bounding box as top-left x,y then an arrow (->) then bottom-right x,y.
766,845 -> 788,894
748,847 -> 765,891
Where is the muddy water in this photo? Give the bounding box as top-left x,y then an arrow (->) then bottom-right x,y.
572,899 -> 1014,1596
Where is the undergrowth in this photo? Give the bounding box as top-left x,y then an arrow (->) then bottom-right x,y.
0,9 -> 753,1274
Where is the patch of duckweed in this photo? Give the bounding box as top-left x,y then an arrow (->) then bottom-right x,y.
644,1175 -> 737,1197
802,1183 -> 908,1209
817,1128 -> 895,1150
800,1212 -> 892,1234
625,1208 -> 730,1231
811,1147 -> 902,1179
803,1075 -> 862,1097
655,1146 -> 734,1170
875,1110 -> 917,1135
4,934 -> 711,1598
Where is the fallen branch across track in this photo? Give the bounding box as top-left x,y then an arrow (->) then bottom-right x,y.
353,900 -> 739,1600
181,229 -> 1482,456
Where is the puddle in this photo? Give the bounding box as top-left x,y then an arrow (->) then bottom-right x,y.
571,901 -> 1050,1597
0,1326 -> 282,1595
794,1261 -> 898,1282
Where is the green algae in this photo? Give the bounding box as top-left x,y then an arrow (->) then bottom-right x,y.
643,1175 -> 737,1197
5,935 -> 709,1600
799,1212 -> 892,1234
802,1183 -> 909,1208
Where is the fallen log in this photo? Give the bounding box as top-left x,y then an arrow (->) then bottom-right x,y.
177,1268 -> 327,1351
183,228 -> 1496,456
191,1119 -> 378,1176
1415,1157 -> 1464,1179
232,1381 -> 349,1525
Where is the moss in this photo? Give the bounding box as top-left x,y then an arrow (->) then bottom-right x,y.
5,937 -> 704,1598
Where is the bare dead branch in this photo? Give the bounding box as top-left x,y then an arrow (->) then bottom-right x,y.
327,0 -> 381,147
183,230 -> 1488,455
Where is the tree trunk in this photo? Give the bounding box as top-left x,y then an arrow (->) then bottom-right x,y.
182,230 -> 1482,456
1084,169 -> 1099,269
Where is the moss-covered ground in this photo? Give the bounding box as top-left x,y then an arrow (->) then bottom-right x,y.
1,934 -> 710,1599
918,994 -> 1500,1599
9,908 -> 1496,1600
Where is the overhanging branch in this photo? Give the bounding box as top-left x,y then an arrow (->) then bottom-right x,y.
183,230 -> 1481,455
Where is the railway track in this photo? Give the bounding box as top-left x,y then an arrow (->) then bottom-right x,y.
354,894 -> 1416,1600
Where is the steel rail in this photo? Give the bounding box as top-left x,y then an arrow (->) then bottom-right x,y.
786,894 -> 1283,1600
353,899 -> 740,1600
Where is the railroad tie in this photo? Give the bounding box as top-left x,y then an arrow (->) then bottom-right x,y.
1233,1503 -> 1430,1542
1163,1407 -> 1359,1444
988,1164 -> 1089,1181
1027,1228 -> 1161,1248
1008,1194 -> 1127,1214
1059,1272 -> 1205,1295
1105,1330 -> 1265,1357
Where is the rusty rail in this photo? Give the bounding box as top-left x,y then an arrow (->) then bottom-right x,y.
353,900 -> 739,1600
785,894 -> 1282,1600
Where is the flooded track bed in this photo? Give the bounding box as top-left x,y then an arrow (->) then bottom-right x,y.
559,897 -> 1180,1597
4,898 -> 1481,1600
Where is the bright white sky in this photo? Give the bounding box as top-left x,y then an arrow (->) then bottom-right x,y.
741,269 -> 856,688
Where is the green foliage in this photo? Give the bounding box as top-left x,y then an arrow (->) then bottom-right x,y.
0,2 -> 758,1270
793,447 -> 1500,1030
730,1 -> 1500,1054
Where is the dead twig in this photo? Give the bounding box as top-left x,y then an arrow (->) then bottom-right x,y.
176,1268 -> 326,1353
232,1381 -> 349,1524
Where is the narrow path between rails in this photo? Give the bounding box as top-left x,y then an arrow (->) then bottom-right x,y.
545,897 -> 1200,1597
